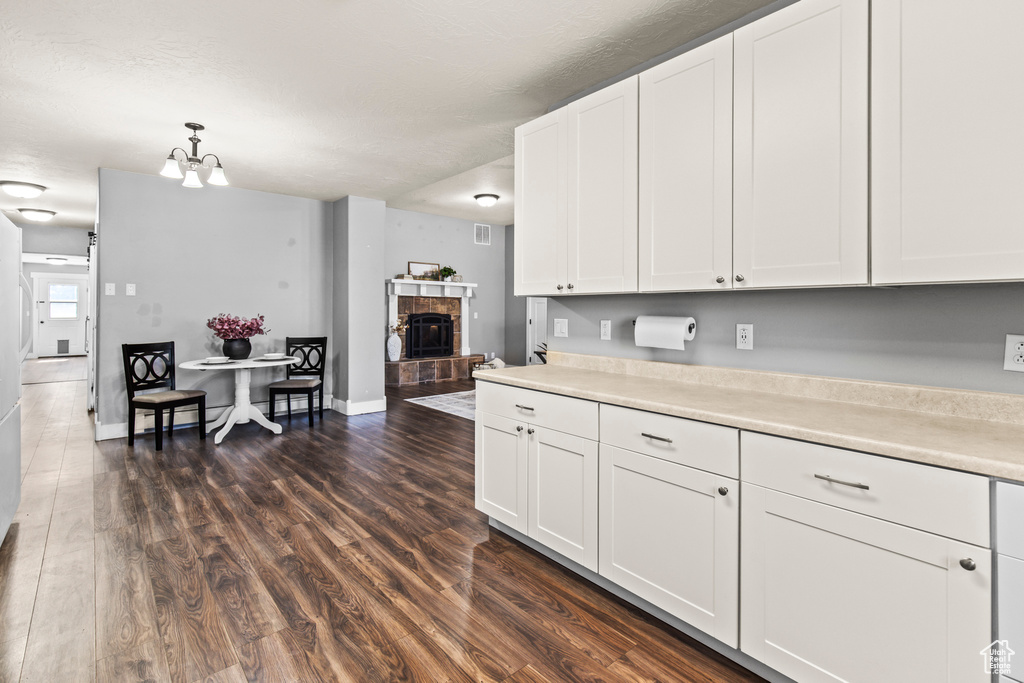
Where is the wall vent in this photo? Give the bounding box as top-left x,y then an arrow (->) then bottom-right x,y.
474,223 -> 491,246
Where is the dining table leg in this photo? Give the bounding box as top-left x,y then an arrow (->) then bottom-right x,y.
212,367 -> 284,444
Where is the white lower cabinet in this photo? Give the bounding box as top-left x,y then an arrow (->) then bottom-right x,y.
741,434 -> 991,683
997,482 -> 1024,683
475,411 -> 529,533
599,444 -> 738,646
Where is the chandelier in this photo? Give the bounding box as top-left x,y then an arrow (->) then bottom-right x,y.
160,122 -> 228,188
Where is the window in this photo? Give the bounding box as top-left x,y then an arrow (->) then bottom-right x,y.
49,283 -> 78,319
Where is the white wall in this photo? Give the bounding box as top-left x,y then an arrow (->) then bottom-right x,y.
384,208 -> 506,359
20,224 -> 89,256
95,169 -> 333,433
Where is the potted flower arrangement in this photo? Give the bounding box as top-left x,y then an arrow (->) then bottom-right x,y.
439,265 -> 457,282
387,319 -> 407,362
206,313 -> 268,359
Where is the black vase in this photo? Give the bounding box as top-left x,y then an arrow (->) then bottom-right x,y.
222,338 -> 252,360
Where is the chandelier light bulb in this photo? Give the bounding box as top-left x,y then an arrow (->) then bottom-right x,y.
0,181 -> 47,199
474,193 -> 499,208
182,169 -> 203,189
160,155 -> 184,179
206,164 -> 228,186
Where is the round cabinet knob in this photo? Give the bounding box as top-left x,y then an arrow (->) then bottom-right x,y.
515,425 -> 524,433
556,284 -> 564,291
718,486 -> 729,496
527,428 -> 535,435
567,283 -> 575,290
716,276 -> 725,284
959,558 -> 977,571
734,274 -> 745,282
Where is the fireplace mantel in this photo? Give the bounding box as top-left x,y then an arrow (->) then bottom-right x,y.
386,279 -> 478,356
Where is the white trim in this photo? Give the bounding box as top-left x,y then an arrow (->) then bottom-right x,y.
333,397 -> 387,415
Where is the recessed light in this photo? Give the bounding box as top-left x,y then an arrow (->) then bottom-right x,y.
18,208 -> 56,222
0,181 -> 47,199
474,193 -> 499,208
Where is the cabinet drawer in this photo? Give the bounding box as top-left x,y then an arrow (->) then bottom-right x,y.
476,381 -> 598,440
741,432 -> 989,547
600,404 -> 738,478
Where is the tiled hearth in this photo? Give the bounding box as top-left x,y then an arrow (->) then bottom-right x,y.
384,279 -> 483,386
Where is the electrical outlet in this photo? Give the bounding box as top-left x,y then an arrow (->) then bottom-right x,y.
736,323 -> 753,350
554,319 -> 568,338
1003,334 -> 1024,372
104,283 -> 115,296
600,320 -> 611,340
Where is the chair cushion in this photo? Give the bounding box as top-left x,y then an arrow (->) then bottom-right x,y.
268,378 -> 322,390
132,389 -> 206,404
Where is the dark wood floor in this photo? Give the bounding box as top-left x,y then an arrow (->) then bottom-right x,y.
0,376 -> 766,682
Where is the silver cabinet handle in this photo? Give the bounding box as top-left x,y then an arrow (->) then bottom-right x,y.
959,558 -> 976,571
735,274 -> 745,282
556,284 -> 564,291
516,425 -> 523,433
527,428 -> 535,435
718,486 -> 729,496
716,276 -> 725,283
814,473 -> 869,490
567,283 -> 574,290
641,432 -> 673,444
515,404 -> 534,412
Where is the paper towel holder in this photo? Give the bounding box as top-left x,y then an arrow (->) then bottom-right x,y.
632,318 -> 696,335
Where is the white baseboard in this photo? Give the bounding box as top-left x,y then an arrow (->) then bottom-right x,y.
333,397 -> 387,415
93,393 -> 335,441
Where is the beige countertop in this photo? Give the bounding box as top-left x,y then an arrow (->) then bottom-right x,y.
473,354 -> 1024,483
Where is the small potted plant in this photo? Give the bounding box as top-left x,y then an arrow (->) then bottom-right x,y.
206,313 -> 268,359
439,265 -> 457,282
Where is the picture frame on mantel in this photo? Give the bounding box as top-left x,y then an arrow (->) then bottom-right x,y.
408,261 -> 440,280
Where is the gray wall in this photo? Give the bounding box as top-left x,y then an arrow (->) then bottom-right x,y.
503,225 -> 527,365
96,168 -> 333,430
384,208 -> 506,360
20,224 -> 89,256
545,284 -> 1024,394
333,196 -> 386,412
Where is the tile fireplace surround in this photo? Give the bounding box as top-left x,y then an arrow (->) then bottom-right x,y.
385,279 -> 482,386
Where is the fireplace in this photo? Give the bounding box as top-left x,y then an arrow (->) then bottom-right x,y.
406,313 -> 453,358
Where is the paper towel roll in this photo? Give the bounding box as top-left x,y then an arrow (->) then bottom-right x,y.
633,315 -> 696,351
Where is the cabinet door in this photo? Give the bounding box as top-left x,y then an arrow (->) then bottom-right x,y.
528,426 -> 598,571
515,109 -> 567,296
741,483 -> 991,683
639,34 -> 733,292
872,0 -> 1024,284
567,77 -> 639,294
733,0 -> 868,288
599,445 -> 738,646
475,411 -> 528,533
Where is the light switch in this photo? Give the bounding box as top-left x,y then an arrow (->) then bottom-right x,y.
554,319 -> 568,338
600,320 -> 611,340
104,283 -> 115,296
125,283 -> 136,296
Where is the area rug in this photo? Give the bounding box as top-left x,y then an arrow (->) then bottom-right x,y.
405,390 -> 476,420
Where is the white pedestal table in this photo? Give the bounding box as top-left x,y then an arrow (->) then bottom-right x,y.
179,356 -> 298,444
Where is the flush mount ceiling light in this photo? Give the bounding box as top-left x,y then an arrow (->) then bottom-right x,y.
18,208 -> 56,222
474,193 -> 499,208
160,122 -> 228,189
0,181 -> 47,199
46,256 -> 67,263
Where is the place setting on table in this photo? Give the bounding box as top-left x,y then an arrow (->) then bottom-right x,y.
178,313 -> 300,444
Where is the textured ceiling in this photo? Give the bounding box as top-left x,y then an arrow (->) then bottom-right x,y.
0,0 -> 774,231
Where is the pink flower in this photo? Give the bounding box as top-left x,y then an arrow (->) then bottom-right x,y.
206,314 -> 269,340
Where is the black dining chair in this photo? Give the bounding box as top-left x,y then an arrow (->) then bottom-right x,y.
122,342 -> 206,451
268,336 -> 327,424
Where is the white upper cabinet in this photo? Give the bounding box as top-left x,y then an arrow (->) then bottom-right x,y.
872,0 -> 1024,285
639,34 -> 733,292
733,0 -> 868,289
567,77 -> 639,294
514,109 -> 567,296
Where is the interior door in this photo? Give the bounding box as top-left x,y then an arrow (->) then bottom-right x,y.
33,274 -> 88,357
